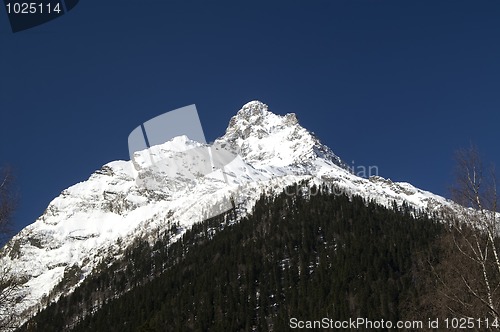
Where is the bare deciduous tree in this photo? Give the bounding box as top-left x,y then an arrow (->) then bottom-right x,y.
430,146 -> 500,320
0,166 -> 15,242
0,166 -> 20,330
452,146 -> 499,317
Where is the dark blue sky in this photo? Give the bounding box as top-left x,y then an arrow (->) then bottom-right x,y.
1,0 -> 500,234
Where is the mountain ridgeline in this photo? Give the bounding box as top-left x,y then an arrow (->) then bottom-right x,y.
3,101 -> 477,330
19,183 -> 444,331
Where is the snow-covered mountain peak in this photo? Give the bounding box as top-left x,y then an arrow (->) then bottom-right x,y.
237,100 -> 271,118
222,100 -> 344,169
131,135 -> 204,169
155,134 -> 202,151
225,101 -> 297,140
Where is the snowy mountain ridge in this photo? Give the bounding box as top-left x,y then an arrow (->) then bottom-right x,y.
0,101 -> 452,327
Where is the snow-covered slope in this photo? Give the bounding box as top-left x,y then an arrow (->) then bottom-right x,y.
0,101 -> 452,325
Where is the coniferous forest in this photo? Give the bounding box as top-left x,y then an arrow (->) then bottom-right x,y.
19,183 -> 449,331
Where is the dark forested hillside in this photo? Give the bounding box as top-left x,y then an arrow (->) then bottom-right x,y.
19,183 -> 444,331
